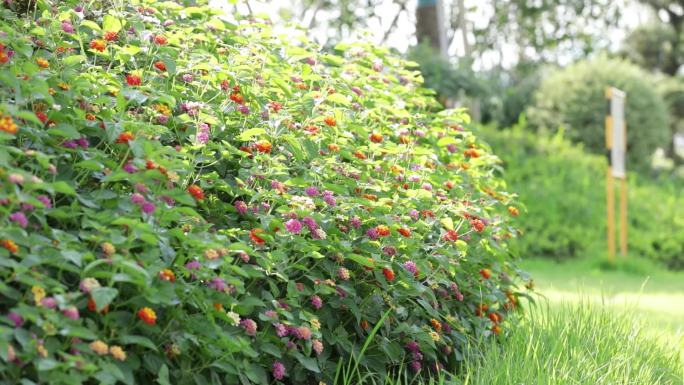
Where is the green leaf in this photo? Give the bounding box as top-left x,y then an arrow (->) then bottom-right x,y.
52,181 -> 77,196
120,335 -> 158,352
103,15 -> 122,33
91,287 -> 118,311
437,136 -> 458,146
62,55 -> 86,67
156,365 -> 170,385
80,20 -> 101,32
347,253 -> 373,268
236,128 -> 266,141
326,93 -> 350,106
295,355 -> 320,373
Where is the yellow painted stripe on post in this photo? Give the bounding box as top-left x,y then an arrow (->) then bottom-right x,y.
605,115 -> 613,149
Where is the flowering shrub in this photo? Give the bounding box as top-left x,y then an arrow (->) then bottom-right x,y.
0,1 -> 526,383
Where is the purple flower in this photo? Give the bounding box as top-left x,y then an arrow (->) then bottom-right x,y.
234,200 -> 248,215
182,74 -> 194,82
336,286 -> 347,298
272,361 -> 286,380
123,162 -> 138,173
447,144 -> 457,153
163,20 -> 175,27
350,216 -> 361,229
406,340 -> 420,353
304,186 -> 319,197
208,277 -> 227,292
274,323 -> 289,337
403,261 -> 418,275
196,122 -> 210,144
37,195 -> 51,208
130,193 -> 145,205
21,203 -> 34,211
240,319 -> 257,336
62,306 -> 80,320
302,217 -> 318,231
310,295 -> 322,310
157,115 -> 169,124
264,310 -> 277,319
382,246 -> 396,256
421,183 -> 432,191
366,227 -> 379,240
61,21 -> 74,33
185,260 -> 201,270
160,195 -> 175,206
40,297 -> 57,309
238,105 -> 250,115
7,312 -> 23,327
284,219 -> 302,234
351,86 -> 363,96
135,183 -> 148,193
9,212 -> 27,228
408,209 -> 419,219
322,191 -> 336,206
62,140 -> 78,149
76,137 -> 89,148
141,202 -> 156,214
410,361 -> 421,372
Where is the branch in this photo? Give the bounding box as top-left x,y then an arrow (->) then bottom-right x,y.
380,1 -> 407,44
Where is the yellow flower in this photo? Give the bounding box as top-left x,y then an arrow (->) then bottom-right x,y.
310,319 -> 321,330
226,311 -> 240,326
429,331 -> 440,342
154,104 -> 172,116
32,286 -> 46,305
37,344 -> 48,358
58,82 -> 70,90
101,242 -> 116,256
109,345 -> 127,361
90,340 -> 109,355
204,249 -> 219,260
36,58 -> 49,68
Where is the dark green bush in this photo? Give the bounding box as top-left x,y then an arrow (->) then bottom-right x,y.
528,56 -> 670,171
477,123 -> 684,269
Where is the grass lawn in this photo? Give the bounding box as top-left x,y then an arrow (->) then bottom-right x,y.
519,257 -> 684,345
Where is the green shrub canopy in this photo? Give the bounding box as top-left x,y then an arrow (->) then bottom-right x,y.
528,56 -> 670,171
0,1 -> 523,383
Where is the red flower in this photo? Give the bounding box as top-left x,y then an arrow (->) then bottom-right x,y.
146,160 -> 157,170
479,268 -> 492,280
1,239 -> 18,254
323,116 -> 336,127
269,101 -> 282,112
488,312 -> 502,324
116,131 -> 134,144
475,304 -> 488,317
230,93 -> 244,104
254,140 -> 272,154
103,31 -> 118,42
444,181 -> 454,190
249,228 -> 265,245
470,219 -> 485,233
369,132 -> 383,143
154,61 -> 167,71
138,307 -> 157,325
126,74 -> 141,86
187,184 -> 204,201
397,228 -> 411,238
443,229 -> 459,242
382,267 -> 395,281
153,35 -> 168,45
360,320 -> 369,330
88,297 -> 110,314
376,225 -> 390,237
89,39 -> 106,52
35,111 -> 48,124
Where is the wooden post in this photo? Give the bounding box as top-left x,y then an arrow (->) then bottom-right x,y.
605,86 -> 627,261
606,167 -> 616,261
619,176 -> 628,256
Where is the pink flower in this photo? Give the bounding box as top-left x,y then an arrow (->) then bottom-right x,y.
9,212 -> 27,228
366,227 -> 379,240
123,162 -> 138,173
312,339 -> 324,355
208,277 -> 227,292
294,326 -> 311,340
350,216 -> 361,228
304,186 -> 319,197
182,74 -> 194,82
337,267 -> 350,281
40,297 -> 57,309
8,312 -> 23,327
61,21 -> 74,33
8,174 -> 24,184
302,217 -> 318,230
135,183 -> 148,193
406,340 -> 420,353
141,202 -> 156,214
403,261 -> 418,275
37,195 -> 51,208
322,191 -> 336,206
408,209 -> 419,219
284,219 -> 302,234
272,361 -> 285,380
185,260 -> 201,270
234,200 -> 248,215
274,323 -> 289,337
62,306 -> 80,320
238,105 -> 250,115
310,295 -> 322,310
240,318 -> 257,336
130,193 -> 145,205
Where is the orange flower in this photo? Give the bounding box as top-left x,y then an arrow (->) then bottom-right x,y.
488,312 -> 502,324
115,131 -> 134,144
154,61 -> 167,71
249,228 -> 265,245
36,58 -> 49,68
89,39 -> 106,52
353,151 -> 366,160
187,184 -> 204,201
369,132 -> 383,143
442,229 -> 459,242
399,135 -> 410,144
0,114 -> 18,135
397,228 -> 411,238
444,181 -> 454,190
88,296 -> 110,313
103,31 -> 118,42
327,143 -> 340,152
430,319 -> 442,333
159,269 -> 176,282
254,140 -> 272,154
382,267 -> 395,281
376,225 -> 390,237
213,303 -> 224,311
479,268 -> 492,280
229,93 -> 244,104
508,206 -> 519,217
475,303 -> 488,317
470,219 -> 485,232
359,319 -> 369,330
153,35 -> 168,45
126,74 -> 141,86
1,239 -> 18,254
138,307 -> 157,325
464,148 -> 480,158
323,116 -> 336,127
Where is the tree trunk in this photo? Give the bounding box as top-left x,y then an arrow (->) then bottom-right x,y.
416,0 -> 447,55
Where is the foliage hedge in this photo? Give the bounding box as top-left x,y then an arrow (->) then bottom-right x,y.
477,123 -> 684,269
0,1 -> 525,384
528,56 -> 670,171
